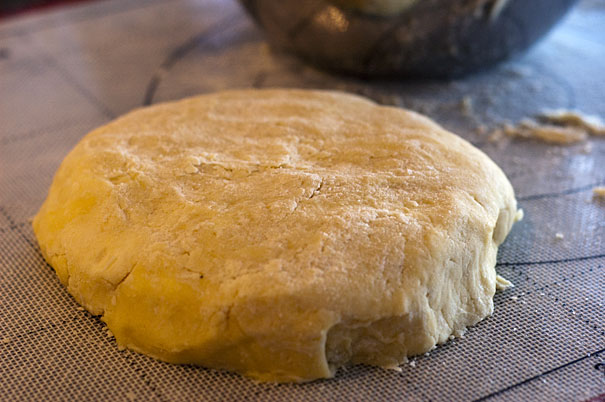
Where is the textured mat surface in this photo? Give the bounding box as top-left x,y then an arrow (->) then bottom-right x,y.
0,0 -> 604,400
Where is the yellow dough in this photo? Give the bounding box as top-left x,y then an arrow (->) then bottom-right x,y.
33,89 -> 519,382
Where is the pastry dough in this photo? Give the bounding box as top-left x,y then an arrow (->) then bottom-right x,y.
33,89 -> 519,382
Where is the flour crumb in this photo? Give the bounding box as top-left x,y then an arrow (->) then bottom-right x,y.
593,187 -> 605,199
476,124 -> 488,135
496,275 -> 513,290
409,360 -> 416,368
538,109 -> 605,136
186,155 -> 202,165
459,96 -> 473,116
505,119 -> 587,144
1,337 -> 11,344
76,307 -> 85,311
555,232 -> 564,240
511,296 -> 518,301
488,128 -> 505,143
385,364 -> 402,372
492,109 -> 605,146
184,165 -> 198,174
126,391 -> 137,401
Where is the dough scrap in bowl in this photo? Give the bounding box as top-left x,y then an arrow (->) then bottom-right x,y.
33,89 -> 520,382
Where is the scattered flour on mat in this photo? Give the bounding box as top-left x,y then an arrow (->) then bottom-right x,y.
488,109 -> 605,145
593,187 -> 605,199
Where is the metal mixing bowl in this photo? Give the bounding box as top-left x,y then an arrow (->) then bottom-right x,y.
240,0 -> 578,78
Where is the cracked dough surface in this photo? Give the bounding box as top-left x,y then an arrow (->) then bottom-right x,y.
33,89 -> 519,382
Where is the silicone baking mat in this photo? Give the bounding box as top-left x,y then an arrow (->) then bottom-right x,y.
0,0 -> 603,400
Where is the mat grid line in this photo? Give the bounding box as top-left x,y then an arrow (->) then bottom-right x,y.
499,262 -> 604,335
120,351 -> 169,402
473,347 -> 605,402
505,263 -> 599,289
538,282 -> 604,336
538,281 -> 605,336
0,221 -> 27,234
3,315 -> 81,341
0,206 -> 45,263
0,119 -> 90,146
35,50 -> 116,120
142,11 -> 243,106
497,253 -> 605,267
517,180 -> 605,201
0,204 -> 172,402
0,0 -> 172,40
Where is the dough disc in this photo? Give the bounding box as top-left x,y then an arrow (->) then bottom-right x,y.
33,89 -> 519,382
